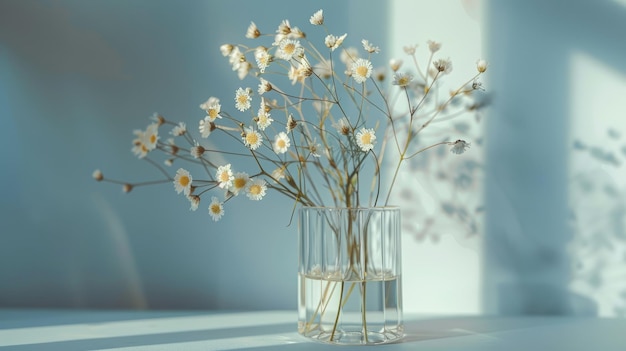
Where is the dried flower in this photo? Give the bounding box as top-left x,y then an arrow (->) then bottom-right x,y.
208,196 -> 224,221
309,9 -> 324,25
351,58 -> 373,84
174,168 -> 193,195
449,140 -> 470,154
98,9 -> 487,222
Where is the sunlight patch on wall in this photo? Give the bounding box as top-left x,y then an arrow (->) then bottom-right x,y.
568,50 -> 626,317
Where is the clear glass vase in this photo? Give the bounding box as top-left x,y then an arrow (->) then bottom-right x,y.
298,207 -> 404,345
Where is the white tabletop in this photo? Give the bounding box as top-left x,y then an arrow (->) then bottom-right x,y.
0,309 -> 624,350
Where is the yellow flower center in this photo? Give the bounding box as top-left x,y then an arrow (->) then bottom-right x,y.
210,204 -> 221,214
237,94 -> 249,105
209,108 -> 218,119
356,65 -> 368,77
233,177 -> 247,189
398,77 -> 409,86
284,43 -> 295,55
277,139 -> 286,148
179,175 -> 190,187
249,184 -> 261,195
219,172 -> 230,182
246,133 -> 259,145
150,134 -> 157,144
361,133 -> 371,145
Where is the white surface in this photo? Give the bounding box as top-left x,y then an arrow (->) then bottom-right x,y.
0,309 -> 624,350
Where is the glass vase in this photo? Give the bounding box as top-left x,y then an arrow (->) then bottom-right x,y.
298,207 -> 404,345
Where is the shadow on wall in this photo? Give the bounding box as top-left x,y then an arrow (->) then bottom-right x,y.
485,0 -> 626,316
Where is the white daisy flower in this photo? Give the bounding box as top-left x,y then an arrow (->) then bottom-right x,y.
427,40 -> 441,53
273,132 -> 291,154
277,39 -> 303,60
188,195 -> 200,211
246,178 -> 267,201
309,9 -> 323,25
245,21 -> 260,39
351,58 -> 373,84
199,96 -> 220,111
433,58 -> 453,74
356,127 -> 376,152
256,101 -> 273,130
392,72 -> 413,87
449,140 -> 470,154
476,59 -> 488,73
199,117 -> 215,138
228,46 -> 245,71
243,126 -> 263,150
237,61 -> 252,80
325,33 -> 347,51
171,122 -> 186,136
144,123 -> 159,151
271,166 -> 286,182
234,87 -> 252,112
174,168 -> 193,195
229,172 -> 250,196
254,46 -> 272,73
216,164 -> 234,189
208,196 -> 224,221
362,39 -> 380,53
258,78 -> 272,95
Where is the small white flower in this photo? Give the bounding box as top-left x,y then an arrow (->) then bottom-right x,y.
256,101 -> 273,131
351,58 -> 373,84
216,164 -> 234,189
199,117 -> 214,138
273,132 -> 291,154
208,196 -> 224,221
325,33 -> 347,51
392,72 -> 413,87
144,123 -> 159,151
449,140 -> 470,154
332,117 -> 351,135
427,40 -> 441,53
243,126 -> 263,150
271,166 -> 286,182
276,19 -> 292,35
309,9 -> 324,25
229,172 -> 250,196
188,195 -> 200,211
389,58 -> 403,72
171,122 -> 186,136
361,39 -> 380,53
220,44 -> 233,57
433,58 -> 453,74
190,142 -> 205,159
228,46 -> 245,71
258,78 -> 272,95
199,96 -> 220,111
174,168 -> 193,195
277,39 -> 303,60
476,59 -> 488,73
164,158 -> 174,166
356,127 -> 376,152
237,61 -> 252,80
234,87 -> 252,112
245,21 -> 260,39
246,178 -> 267,201
255,46 -> 272,73
403,44 -> 417,55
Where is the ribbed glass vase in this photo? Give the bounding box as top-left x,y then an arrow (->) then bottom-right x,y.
298,207 -> 404,345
